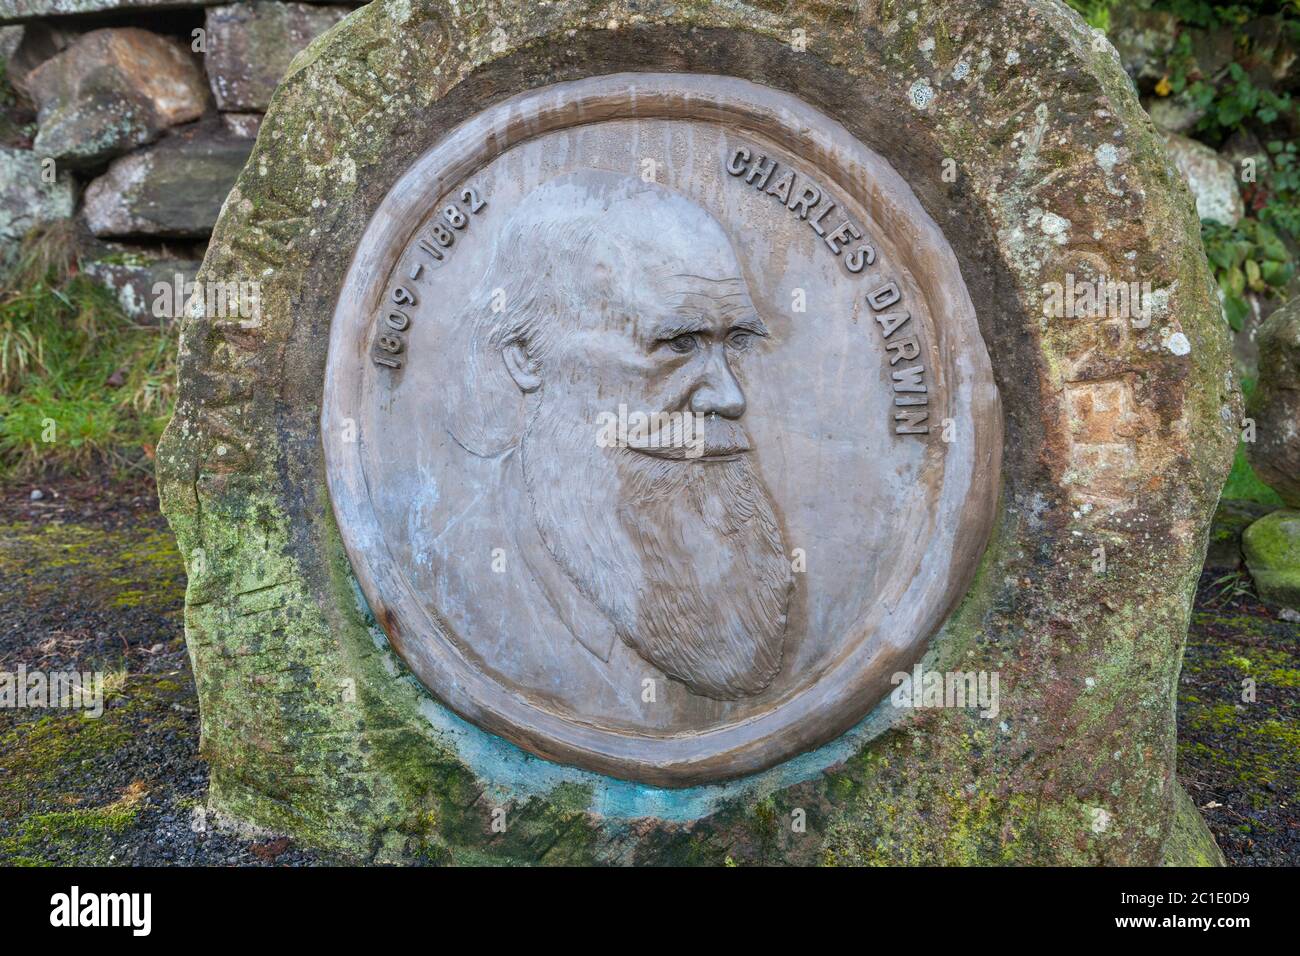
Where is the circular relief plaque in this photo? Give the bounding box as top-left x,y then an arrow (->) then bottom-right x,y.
323,73 -> 1001,786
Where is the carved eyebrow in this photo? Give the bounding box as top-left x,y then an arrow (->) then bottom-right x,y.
652,317 -> 712,340
731,314 -> 770,337
651,313 -> 769,341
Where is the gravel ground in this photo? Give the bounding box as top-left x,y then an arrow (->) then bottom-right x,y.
0,476 -> 1295,866
0,476 -> 329,866
1178,566 -> 1298,866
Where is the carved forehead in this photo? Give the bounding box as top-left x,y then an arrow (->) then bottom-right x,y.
506,171 -> 745,284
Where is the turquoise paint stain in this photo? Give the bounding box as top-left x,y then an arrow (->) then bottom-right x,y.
415,689 -> 904,822
352,578 -> 913,821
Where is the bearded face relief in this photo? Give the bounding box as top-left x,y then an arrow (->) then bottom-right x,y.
491,174 -> 794,701
323,75 -> 1001,786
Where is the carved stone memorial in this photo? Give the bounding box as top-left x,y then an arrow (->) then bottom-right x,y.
324,74 -> 1001,784
159,0 -> 1237,864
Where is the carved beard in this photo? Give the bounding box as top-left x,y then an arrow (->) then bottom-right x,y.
520,409 -> 792,700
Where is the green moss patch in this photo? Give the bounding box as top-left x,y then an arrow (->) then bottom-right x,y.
1243,509 -> 1300,608
0,520 -> 185,614
0,672 -> 194,865
1178,577 -> 1298,863
1,783 -> 146,867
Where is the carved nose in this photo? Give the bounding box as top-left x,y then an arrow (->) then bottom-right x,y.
690,355 -> 746,419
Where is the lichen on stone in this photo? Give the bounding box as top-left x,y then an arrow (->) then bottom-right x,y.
156,0 -> 1236,864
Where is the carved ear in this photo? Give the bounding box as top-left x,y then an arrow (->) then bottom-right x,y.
502,341 -> 542,393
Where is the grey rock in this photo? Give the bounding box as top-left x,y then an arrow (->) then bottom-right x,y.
1246,298 -> 1300,508
1205,500 -> 1275,571
1,0 -> 357,24
1111,8 -> 1236,90
1147,94 -> 1206,134
27,28 -> 208,170
4,21 -> 74,105
81,245 -> 203,320
1242,16 -> 1300,90
220,111 -> 261,139
83,122 -> 251,238
0,143 -> 74,272
0,0 -> 219,27
1110,6 -> 1179,82
1243,509 -> 1300,610
1187,27 -> 1235,82
0,24 -> 19,60
205,1 -> 350,112
1161,130 -> 1245,226
1219,129 -> 1269,182
0,26 -> 37,146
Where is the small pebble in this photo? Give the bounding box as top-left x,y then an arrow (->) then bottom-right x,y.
29,488 -> 43,501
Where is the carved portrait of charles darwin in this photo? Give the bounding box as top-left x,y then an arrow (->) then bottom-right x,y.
437,170 -> 795,704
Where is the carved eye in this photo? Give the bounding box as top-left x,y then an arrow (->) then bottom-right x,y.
667,333 -> 698,353
727,331 -> 754,352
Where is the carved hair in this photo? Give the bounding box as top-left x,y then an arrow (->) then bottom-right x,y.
451,171 -> 697,457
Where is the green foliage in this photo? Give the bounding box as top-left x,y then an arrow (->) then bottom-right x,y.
1198,135 -> 1300,334
1256,140 -> 1300,238
1066,0 -> 1121,29
1223,441 -> 1285,504
1156,0 -> 1300,28
0,227 -> 177,478
1065,0 -> 1300,32
1221,376 -> 1284,505
1202,219 -> 1296,330
1119,0 -> 1300,331
1170,57 -> 1295,142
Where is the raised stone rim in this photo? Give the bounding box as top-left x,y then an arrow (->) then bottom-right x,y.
321,71 -> 1002,787
154,0 -> 1237,862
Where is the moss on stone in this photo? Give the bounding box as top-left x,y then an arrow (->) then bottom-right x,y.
1243,509 -> 1300,608
1162,783 -> 1226,866
155,0 -> 1236,864
0,668 -> 194,865
0,713 -> 132,816
1177,592 -> 1297,854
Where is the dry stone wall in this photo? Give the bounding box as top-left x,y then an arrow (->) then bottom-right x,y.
1,0 -> 359,316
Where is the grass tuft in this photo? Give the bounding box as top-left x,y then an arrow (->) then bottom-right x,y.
0,223 -> 177,478
1222,376 -> 1285,506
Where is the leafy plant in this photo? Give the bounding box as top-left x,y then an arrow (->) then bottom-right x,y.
1202,218 -> 1295,330
1154,0 -> 1300,28
1204,570 -> 1255,606
1195,63 -> 1293,139
1067,0 -> 1122,29
1256,140 -> 1300,239
1157,31 -> 1294,141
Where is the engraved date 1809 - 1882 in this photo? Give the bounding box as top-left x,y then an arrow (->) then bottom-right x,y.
371,185 -> 488,369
